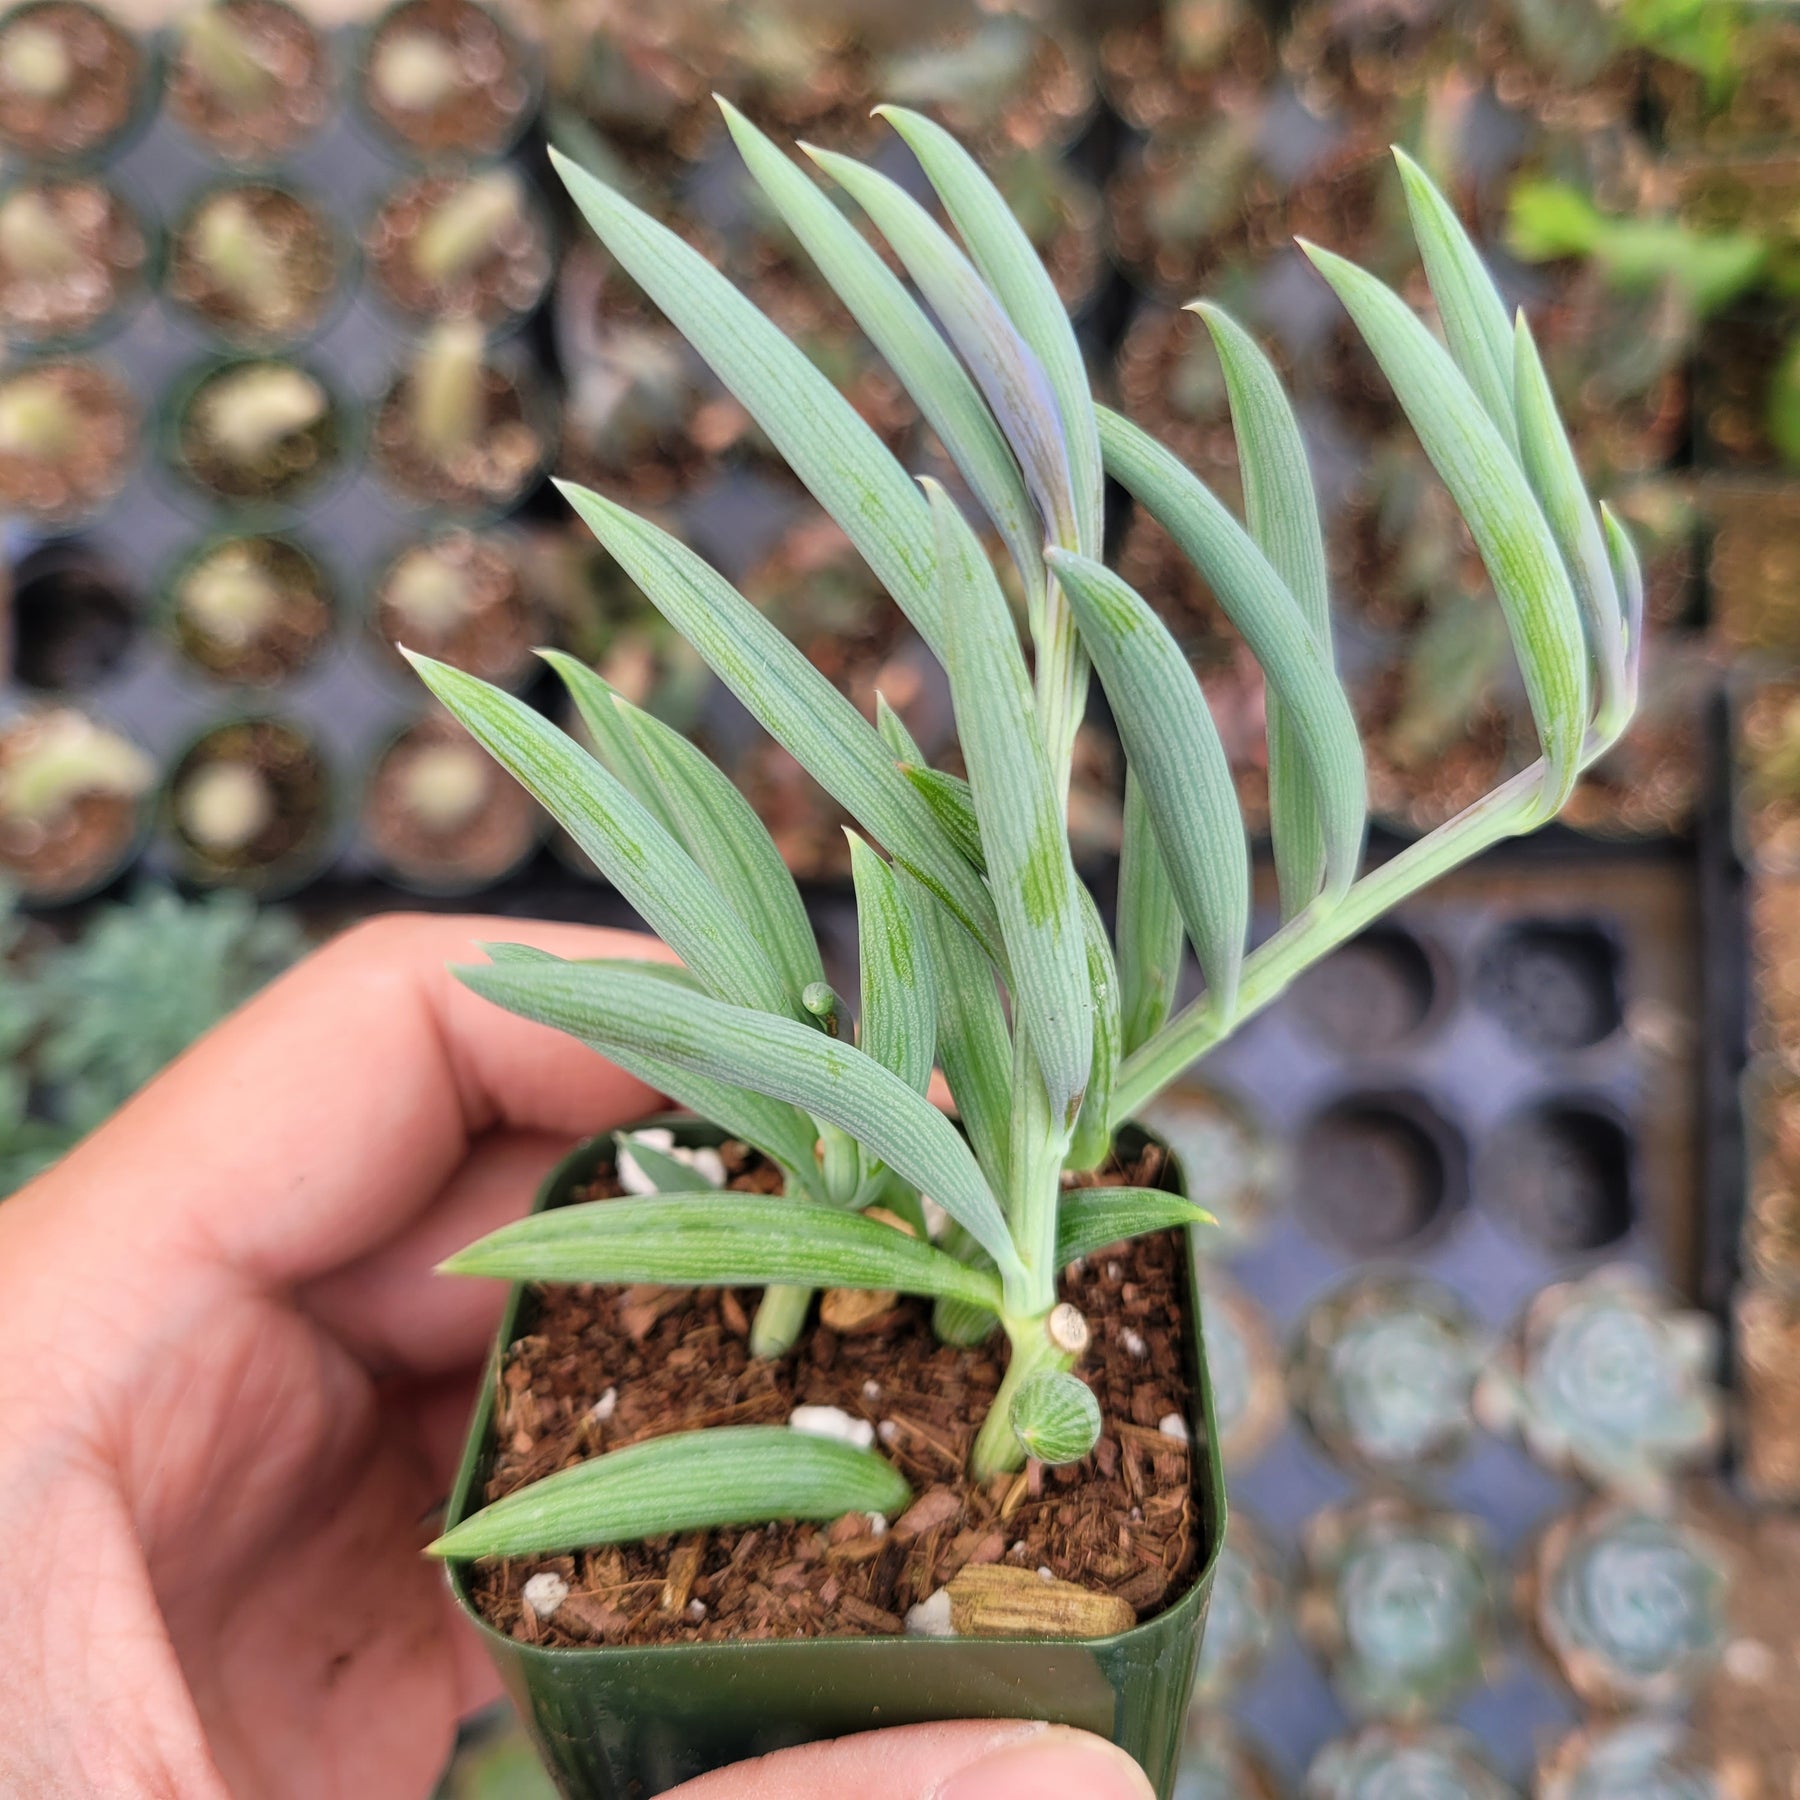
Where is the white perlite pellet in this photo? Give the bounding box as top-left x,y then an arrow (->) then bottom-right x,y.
1158,1413 -> 1190,1441
789,1404 -> 876,1450
616,1128 -> 728,1195
905,1588 -> 955,1638
1123,1329 -> 1147,1359
522,1572 -> 569,1619
589,1387 -> 618,1423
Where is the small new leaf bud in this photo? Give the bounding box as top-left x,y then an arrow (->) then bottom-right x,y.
1008,1369 -> 1101,1468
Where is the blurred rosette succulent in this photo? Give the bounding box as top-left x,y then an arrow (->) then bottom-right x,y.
1527,1499 -> 1729,1711
1299,1498 -> 1502,1722
1290,1271 -> 1489,1482
1474,1266 -> 1723,1499
1304,1723 -> 1517,1800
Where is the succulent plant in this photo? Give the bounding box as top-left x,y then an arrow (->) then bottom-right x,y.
0,888 -> 71,1196
1304,1723 -> 1517,1800
402,109 -> 1635,1556
1290,1273 -> 1489,1482
1299,1499 -> 1502,1722
1175,1714 -> 1284,1800
28,886 -> 306,1134
1474,1266 -> 1723,1500
1529,1500 -> 1729,1711
1536,1718 -> 1722,1800
1190,1511 -> 1285,1705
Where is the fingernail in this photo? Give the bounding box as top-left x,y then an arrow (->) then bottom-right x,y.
934,1726 -> 1155,1800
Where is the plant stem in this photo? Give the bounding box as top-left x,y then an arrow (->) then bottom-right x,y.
1033,566 -> 1088,804
1110,760 -> 1549,1123
749,1283 -> 812,1358
1006,1029 -> 1068,1316
971,1303 -> 1088,1480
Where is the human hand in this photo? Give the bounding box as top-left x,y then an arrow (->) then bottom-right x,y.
0,914 -> 1154,1800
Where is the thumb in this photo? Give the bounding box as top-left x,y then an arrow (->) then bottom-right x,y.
665,1721 -> 1156,1799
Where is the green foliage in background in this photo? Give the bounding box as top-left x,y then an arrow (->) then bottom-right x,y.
0,887 -> 306,1194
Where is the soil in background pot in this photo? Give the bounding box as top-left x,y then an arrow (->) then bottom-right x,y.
0,175 -> 147,344
166,0 -> 333,165
0,1 -> 142,161
363,711 -> 538,889
173,357 -> 343,508
360,0 -> 533,161
0,355 -> 134,522
164,717 -> 331,887
169,534 -> 333,686
370,529 -> 538,688
168,183 -> 343,349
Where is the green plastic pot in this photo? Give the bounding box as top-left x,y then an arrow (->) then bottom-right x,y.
441,1120 -> 1224,1799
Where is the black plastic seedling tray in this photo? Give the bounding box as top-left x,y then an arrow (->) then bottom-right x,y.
1139,852 -> 1704,1790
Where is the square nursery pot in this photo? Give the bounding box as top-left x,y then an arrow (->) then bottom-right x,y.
441,1118 -> 1225,1799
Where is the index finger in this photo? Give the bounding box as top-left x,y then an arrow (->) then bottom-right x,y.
27,913 -> 673,1288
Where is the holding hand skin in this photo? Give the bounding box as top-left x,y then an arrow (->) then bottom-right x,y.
0,914 -> 1151,1800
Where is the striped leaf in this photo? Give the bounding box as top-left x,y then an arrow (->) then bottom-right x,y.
1095,409 -> 1365,904
540,648 -> 678,839
548,144 -> 943,652
932,482 -> 1092,1126
1302,241 -> 1590,812
405,652 -> 792,1020
620,696 -> 825,1008
1009,1369 -> 1102,1467
1193,302 -> 1345,912
848,832 -> 936,1096
900,763 -> 985,871
1600,501 -> 1644,723
1056,1188 -> 1212,1268
442,1191 -> 1001,1308
719,101 -> 1042,602
1393,146 -> 1519,456
559,483 -> 1000,956
877,104 -> 1101,556
483,945 -> 822,1183
809,145 -> 1076,549
1046,547 -> 1250,1022
456,955 -> 1023,1287
1512,311 -> 1627,734
430,1427 -> 910,1559
1116,773 -> 1183,1056
901,869 -> 1013,1196
1067,885 -> 1120,1173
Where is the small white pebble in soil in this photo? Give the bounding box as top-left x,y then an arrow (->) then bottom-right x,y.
617,1128 -> 727,1195
1158,1413 -> 1189,1441
868,1513 -> 888,1539
905,1587 -> 955,1638
877,1419 -> 899,1446
589,1387 -> 618,1423
521,1572 -> 569,1620
1107,1262 -> 1121,1280
686,1599 -> 707,1623
790,1404 -> 876,1450
1123,1329 -> 1147,1359
862,1379 -> 881,1402
1010,1540 -> 1028,1556
1037,1567 -> 1054,1581
1130,1507 -> 1143,1523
